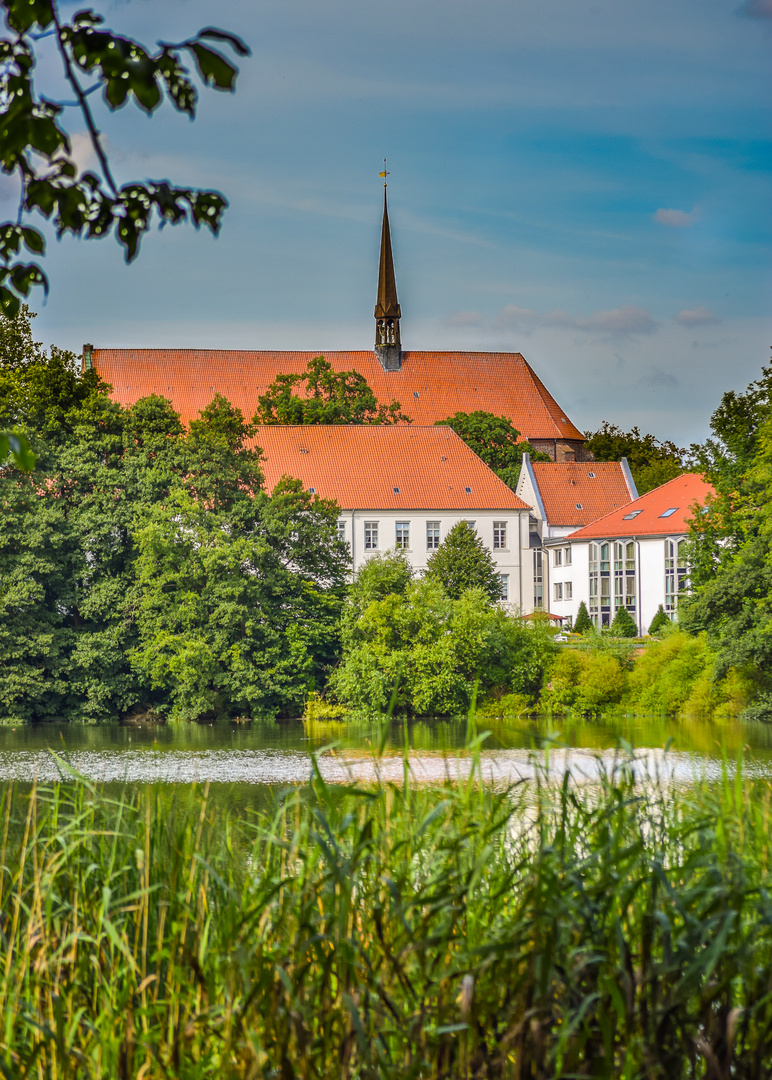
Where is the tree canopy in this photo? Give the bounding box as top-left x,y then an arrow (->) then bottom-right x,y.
680,362 -> 772,708
435,411 -> 548,488
329,553 -> 555,715
0,1 -> 248,315
253,355 -> 410,425
0,309 -> 348,721
584,422 -> 690,495
425,522 -> 502,602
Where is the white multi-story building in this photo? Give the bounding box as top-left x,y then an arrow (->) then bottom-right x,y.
255,425 -> 532,606
516,454 -> 638,613
546,473 -> 714,633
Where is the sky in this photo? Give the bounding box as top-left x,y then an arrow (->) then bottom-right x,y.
6,0 -> 772,445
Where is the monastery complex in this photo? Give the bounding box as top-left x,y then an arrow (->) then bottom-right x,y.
82,187 -> 710,633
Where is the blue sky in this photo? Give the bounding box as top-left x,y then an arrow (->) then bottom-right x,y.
9,0 -> 772,444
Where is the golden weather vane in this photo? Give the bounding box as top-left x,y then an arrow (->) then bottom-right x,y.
378,157 -> 390,187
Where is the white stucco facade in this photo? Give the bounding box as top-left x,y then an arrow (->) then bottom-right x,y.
337,509 -> 531,606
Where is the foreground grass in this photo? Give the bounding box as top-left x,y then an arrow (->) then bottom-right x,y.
0,749 -> 771,1078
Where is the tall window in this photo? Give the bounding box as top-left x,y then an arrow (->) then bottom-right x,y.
554,582 -> 563,601
564,547 -> 572,566
395,522 -> 410,549
498,574 -> 509,602
589,542 -> 612,626
614,540 -> 636,613
426,521 -> 440,550
364,522 -> 379,550
565,581 -> 573,600
533,550 -> 543,610
553,548 -> 562,567
337,520 -> 346,543
493,522 -> 507,549
665,538 -> 687,613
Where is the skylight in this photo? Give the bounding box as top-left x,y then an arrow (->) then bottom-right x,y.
413,391 -> 420,398
465,487 -> 472,494
393,487 -> 401,494
659,507 -> 678,518
575,503 -> 583,510
588,471 -> 595,478
308,487 -> 316,494
623,509 -> 642,520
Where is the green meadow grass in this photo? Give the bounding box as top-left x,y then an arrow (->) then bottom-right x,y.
0,745 -> 771,1078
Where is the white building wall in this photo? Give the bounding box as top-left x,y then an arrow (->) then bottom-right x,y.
544,533 -> 685,633
338,509 -> 528,608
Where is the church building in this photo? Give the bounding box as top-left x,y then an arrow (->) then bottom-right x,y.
82,186 -> 588,462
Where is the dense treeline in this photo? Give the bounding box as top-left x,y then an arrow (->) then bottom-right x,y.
0,313 -> 348,722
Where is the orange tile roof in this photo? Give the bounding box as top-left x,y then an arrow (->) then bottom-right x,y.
90,348 -> 585,443
531,461 -> 636,528
566,473 -> 714,541
254,425 -> 530,511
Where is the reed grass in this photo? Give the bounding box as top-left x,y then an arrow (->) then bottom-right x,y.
0,746 -> 771,1078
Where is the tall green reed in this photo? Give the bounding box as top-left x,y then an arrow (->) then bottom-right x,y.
0,743 -> 770,1078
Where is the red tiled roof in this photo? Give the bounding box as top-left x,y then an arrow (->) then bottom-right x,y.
255,425 -> 530,511
90,348 -> 585,443
566,473 -> 714,541
531,461 -> 635,528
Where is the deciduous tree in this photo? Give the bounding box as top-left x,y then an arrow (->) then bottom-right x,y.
436,411 -> 548,488
585,422 -> 689,495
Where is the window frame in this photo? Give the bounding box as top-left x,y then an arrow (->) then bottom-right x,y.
364,521 -> 379,551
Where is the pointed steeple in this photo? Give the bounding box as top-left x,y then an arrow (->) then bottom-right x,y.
374,180 -> 402,371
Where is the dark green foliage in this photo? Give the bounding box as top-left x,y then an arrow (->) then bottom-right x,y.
585,420 -> 689,494
330,555 -> 555,714
3,764 -> 771,1075
611,604 -> 638,637
0,2 -> 248,314
253,355 -> 410,425
436,410 -> 549,488
0,308 -> 348,721
681,362 -> 772,695
425,521 -> 501,601
573,599 -> 592,634
648,603 -> 671,635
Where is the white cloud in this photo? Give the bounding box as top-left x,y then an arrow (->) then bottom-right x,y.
740,0 -> 772,18
676,306 -> 720,326
445,310 -> 482,327
495,303 -> 657,336
653,206 -> 700,228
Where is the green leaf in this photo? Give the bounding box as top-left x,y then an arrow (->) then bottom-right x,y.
186,43 -> 238,91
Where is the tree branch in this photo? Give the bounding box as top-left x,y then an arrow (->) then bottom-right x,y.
50,1 -> 118,196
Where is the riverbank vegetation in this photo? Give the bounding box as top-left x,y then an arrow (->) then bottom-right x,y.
1,755 -> 770,1077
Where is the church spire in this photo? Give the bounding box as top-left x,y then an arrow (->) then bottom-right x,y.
374,167 -> 402,371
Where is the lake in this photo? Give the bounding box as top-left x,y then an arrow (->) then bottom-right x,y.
1,714 -> 770,813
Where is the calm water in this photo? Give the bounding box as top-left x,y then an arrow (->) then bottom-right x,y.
1,715 -> 771,812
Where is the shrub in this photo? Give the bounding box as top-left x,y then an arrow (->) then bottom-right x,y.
625,631 -> 719,717
610,604 -> 638,637
573,600 -> 592,634
648,604 -> 671,635
542,647 -> 628,716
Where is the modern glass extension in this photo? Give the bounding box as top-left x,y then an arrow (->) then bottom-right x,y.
589,539 -> 636,627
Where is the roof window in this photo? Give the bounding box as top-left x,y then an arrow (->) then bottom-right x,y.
308,487 -> 316,494
299,448 -> 309,454
413,391 -> 420,398
393,487 -> 401,494
588,471 -> 595,478
623,509 -> 643,520
465,487 -> 472,494
575,503 -> 583,510
659,507 -> 678,518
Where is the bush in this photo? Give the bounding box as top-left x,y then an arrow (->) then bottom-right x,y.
610,604 -> 638,637
573,600 -> 592,634
330,566 -> 556,715
542,647 -> 628,716
625,630 -> 720,717
648,604 -> 671,635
